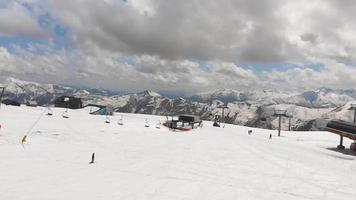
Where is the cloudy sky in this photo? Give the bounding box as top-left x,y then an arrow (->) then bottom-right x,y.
0,0 -> 356,94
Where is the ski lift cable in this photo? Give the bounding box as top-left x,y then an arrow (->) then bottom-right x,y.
26,108 -> 47,136
118,113 -> 166,120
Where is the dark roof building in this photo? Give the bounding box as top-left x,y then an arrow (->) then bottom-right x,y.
54,96 -> 83,109
178,115 -> 201,123
2,99 -> 21,106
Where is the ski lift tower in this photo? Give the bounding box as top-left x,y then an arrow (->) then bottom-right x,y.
288,113 -> 293,131
348,103 -> 356,124
0,87 -> 5,109
217,104 -> 229,125
273,109 -> 288,136
171,100 -> 175,120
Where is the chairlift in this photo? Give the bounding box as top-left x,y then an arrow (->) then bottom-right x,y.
62,109 -> 69,118
213,115 -> 221,127
118,115 -> 123,125
156,120 -> 161,129
145,119 -> 150,127
47,107 -> 53,116
105,115 -> 110,123
62,97 -> 70,118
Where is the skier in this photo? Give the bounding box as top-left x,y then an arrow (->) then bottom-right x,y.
269,134 -> 272,139
89,153 -> 95,164
21,135 -> 27,144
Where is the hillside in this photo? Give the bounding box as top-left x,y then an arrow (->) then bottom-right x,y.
2,77 -> 356,131
0,76 -> 121,106
0,105 -> 355,199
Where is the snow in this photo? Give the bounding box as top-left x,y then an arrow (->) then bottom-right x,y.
0,105 -> 356,200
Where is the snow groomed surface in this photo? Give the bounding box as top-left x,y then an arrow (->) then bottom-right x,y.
0,105 -> 356,200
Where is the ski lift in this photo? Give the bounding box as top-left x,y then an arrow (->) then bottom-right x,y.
156,120 -> 161,129
105,115 -> 110,123
199,121 -> 203,128
145,119 -> 150,127
118,115 -> 124,125
62,97 -> 70,118
213,115 -> 221,127
62,110 -> 69,118
47,107 -> 53,116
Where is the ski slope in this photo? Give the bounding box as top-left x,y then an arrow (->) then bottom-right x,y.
0,105 -> 355,200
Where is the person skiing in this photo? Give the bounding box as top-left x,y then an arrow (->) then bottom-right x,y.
21,135 -> 27,144
89,153 -> 95,164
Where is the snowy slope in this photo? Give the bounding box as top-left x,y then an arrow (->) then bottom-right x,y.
0,105 -> 356,200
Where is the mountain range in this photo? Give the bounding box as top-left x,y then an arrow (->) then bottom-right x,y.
1,76 -> 356,131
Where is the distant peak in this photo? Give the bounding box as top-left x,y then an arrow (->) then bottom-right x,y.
137,90 -> 161,97
316,87 -> 333,93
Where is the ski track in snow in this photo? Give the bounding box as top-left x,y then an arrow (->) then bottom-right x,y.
0,105 -> 356,200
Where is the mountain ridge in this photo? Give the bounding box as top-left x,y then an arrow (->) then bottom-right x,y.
2,76 -> 356,131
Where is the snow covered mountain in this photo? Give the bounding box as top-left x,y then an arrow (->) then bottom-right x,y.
189,89 -> 293,105
90,92 -> 353,132
284,87 -> 356,108
3,76 -> 356,131
0,76 -> 121,106
189,88 -> 356,108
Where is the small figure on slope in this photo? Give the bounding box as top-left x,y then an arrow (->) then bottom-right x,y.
21,135 -> 27,147
89,153 -> 95,164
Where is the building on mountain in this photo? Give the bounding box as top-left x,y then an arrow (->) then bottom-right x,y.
164,114 -> 202,130
2,99 -> 21,106
54,96 -> 83,109
178,115 -> 201,124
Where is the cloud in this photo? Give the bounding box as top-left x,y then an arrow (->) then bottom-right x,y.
300,33 -> 318,44
51,0 -> 305,63
0,2 -> 48,38
1,0 -> 356,93
50,0 -> 356,64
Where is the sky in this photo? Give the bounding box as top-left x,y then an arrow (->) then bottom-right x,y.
0,0 -> 356,94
